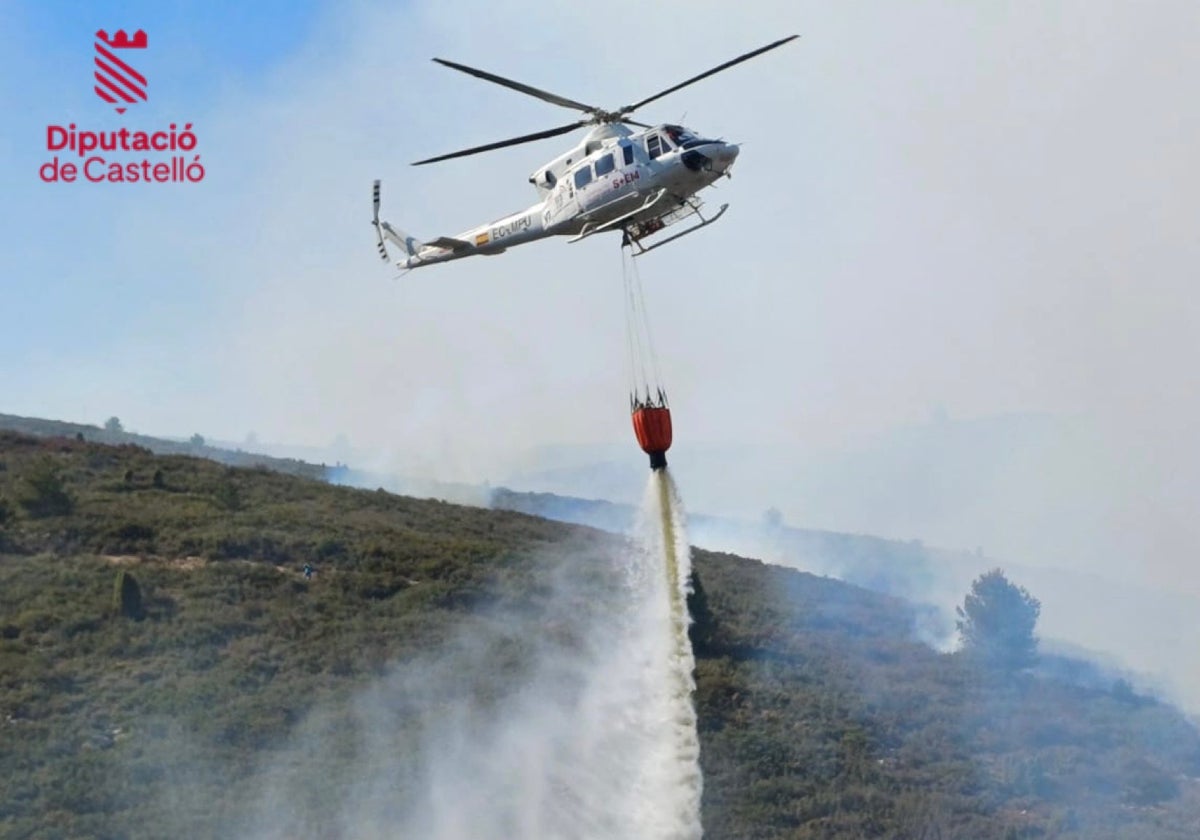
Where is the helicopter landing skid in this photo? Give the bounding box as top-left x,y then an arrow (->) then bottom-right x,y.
626,200 -> 729,256
567,189 -> 669,244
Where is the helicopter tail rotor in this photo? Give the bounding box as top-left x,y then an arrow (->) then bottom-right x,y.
372,180 -> 388,261
372,180 -> 422,261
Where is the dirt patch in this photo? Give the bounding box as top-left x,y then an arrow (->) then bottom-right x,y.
101,554 -> 207,571
101,554 -> 141,566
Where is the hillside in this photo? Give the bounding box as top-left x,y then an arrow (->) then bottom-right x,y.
2,431 -> 1199,838
0,412 -> 327,481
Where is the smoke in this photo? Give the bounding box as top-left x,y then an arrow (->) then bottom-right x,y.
683,504 -> 1200,712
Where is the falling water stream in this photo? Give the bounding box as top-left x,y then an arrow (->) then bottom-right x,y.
629,467 -> 704,839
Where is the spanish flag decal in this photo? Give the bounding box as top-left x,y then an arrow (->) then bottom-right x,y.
475,232 -> 489,246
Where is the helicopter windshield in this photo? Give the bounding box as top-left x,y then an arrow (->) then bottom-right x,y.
664,124 -> 717,150
664,125 -> 692,146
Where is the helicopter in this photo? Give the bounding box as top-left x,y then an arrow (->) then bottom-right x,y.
372,34 -> 797,271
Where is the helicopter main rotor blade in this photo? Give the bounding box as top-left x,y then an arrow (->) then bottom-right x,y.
618,34 -> 799,117
412,120 -> 591,166
433,58 -> 602,115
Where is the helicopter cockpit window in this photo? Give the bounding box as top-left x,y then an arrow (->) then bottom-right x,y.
574,166 -> 592,189
665,125 -> 694,146
594,153 -> 615,177
646,134 -> 663,160
665,124 -> 713,150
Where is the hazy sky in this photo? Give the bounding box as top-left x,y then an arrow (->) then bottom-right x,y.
4,2 -> 1199,607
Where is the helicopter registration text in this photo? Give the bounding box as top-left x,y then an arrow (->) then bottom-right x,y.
611,170 -> 640,190
491,214 -> 532,240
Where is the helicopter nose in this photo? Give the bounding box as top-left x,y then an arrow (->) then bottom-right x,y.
715,142 -> 739,172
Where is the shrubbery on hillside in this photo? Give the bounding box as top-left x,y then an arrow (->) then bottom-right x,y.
1,431 -> 1197,839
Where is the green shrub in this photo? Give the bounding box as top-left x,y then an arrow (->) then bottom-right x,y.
112,570 -> 145,621
1122,756 -> 1180,805
213,480 -> 242,511
16,460 -> 74,517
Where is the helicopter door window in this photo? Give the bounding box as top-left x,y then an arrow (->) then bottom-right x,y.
622,144 -> 634,166
574,166 -> 592,189
646,134 -> 663,160
594,153 -> 615,177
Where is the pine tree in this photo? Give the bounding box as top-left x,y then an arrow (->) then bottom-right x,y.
956,568 -> 1040,669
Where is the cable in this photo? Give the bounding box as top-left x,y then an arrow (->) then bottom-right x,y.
627,250 -> 664,402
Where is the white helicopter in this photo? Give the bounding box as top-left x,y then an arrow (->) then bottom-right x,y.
373,35 -> 797,271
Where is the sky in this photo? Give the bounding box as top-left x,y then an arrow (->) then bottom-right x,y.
3,2 -> 1200,692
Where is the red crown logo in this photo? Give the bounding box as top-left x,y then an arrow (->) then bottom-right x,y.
94,29 -> 148,114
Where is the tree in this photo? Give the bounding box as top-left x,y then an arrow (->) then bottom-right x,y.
956,568 -> 1040,669
104,416 -> 123,433
0,496 -> 11,546
112,570 -> 145,621
190,433 -> 205,448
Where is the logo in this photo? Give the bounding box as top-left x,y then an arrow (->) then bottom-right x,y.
94,29 -> 148,114
38,27 -> 204,185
